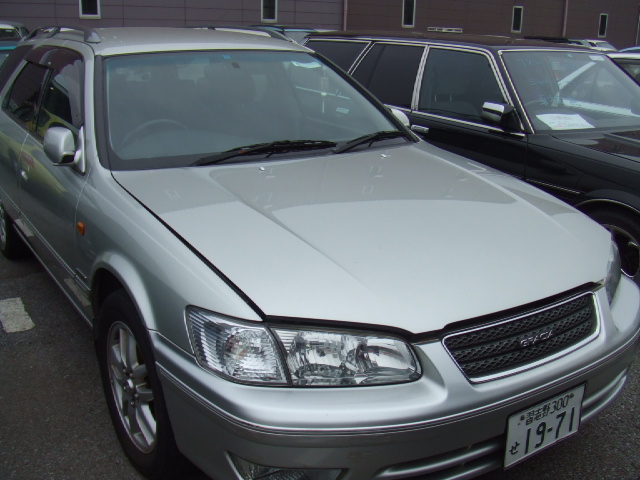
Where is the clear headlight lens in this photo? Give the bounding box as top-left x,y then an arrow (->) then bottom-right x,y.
188,308 -> 287,385
605,240 -> 622,304
187,307 -> 421,386
273,328 -> 421,386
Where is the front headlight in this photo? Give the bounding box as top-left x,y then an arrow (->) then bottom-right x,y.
605,240 -> 622,304
187,307 -> 421,386
272,327 -> 421,386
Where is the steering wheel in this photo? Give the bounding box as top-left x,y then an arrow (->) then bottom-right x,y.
120,119 -> 188,149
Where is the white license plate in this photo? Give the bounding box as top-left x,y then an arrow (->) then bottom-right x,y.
504,385 -> 585,468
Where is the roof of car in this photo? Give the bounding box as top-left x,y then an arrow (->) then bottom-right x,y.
0,21 -> 26,28
306,30 -> 593,51
23,26 -> 308,56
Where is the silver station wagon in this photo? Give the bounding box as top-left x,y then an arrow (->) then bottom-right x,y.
0,26 -> 638,480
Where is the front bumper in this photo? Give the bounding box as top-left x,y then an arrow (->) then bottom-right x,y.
153,279 -> 640,480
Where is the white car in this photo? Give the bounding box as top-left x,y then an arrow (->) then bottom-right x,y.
0,21 -> 28,39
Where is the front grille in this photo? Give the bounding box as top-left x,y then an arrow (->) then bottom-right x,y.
443,292 -> 598,380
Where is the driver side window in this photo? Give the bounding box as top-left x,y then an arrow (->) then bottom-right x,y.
5,62 -> 48,131
36,49 -> 84,139
4,47 -> 83,139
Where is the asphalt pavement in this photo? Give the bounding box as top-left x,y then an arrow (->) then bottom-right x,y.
0,252 -> 638,480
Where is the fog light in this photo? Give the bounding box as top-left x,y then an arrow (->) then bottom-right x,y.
230,454 -> 343,480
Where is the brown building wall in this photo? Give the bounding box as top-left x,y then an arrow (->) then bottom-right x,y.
346,0 -> 640,49
1,0 -> 639,49
0,0 -> 344,31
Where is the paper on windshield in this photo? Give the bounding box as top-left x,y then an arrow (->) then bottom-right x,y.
536,114 -> 594,130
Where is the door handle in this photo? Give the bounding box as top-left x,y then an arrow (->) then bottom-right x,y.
411,125 -> 430,134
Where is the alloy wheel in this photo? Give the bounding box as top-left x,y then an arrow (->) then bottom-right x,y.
107,321 -> 157,454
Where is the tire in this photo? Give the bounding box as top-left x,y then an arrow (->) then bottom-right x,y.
588,208 -> 640,286
0,200 -> 27,259
95,290 -> 192,480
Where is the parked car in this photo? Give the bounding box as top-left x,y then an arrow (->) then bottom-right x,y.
608,51 -> 640,83
190,25 -> 292,41
251,24 -> 317,43
0,39 -> 19,66
524,36 -> 617,51
620,45 -> 640,53
567,38 -> 616,51
307,31 -> 640,286
1,26 -> 639,480
0,21 -> 28,39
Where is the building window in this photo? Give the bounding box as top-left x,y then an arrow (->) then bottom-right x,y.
598,13 -> 608,37
79,0 -> 100,19
512,6 -> 523,33
262,0 -> 277,22
403,0 -> 416,28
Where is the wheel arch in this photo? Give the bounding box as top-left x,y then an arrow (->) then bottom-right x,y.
90,254 -> 156,341
576,192 -> 640,218
575,194 -> 640,283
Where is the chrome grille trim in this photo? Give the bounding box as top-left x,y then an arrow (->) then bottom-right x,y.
443,292 -> 599,382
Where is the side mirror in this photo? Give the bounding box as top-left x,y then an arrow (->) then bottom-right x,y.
43,127 -> 79,166
481,102 -> 521,132
390,108 -> 411,127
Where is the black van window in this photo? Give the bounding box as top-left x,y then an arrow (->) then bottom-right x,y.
419,48 -> 504,122
352,43 -> 424,109
306,40 -> 367,71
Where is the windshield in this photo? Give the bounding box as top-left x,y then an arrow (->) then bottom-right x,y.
502,50 -> 640,132
104,50 -> 398,169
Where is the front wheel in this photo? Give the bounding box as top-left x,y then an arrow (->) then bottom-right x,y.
588,208 -> 640,285
96,290 -> 192,479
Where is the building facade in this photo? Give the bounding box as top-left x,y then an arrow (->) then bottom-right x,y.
2,0 -> 639,48
0,0 -> 345,31
347,0 -> 640,49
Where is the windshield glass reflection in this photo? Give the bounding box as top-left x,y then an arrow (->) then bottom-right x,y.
503,50 -> 640,132
104,51 -> 396,169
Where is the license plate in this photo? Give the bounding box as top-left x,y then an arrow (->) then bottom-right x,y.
504,384 -> 585,468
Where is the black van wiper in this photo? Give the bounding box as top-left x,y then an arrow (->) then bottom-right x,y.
334,130 -> 408,154
193,140 -> 337,166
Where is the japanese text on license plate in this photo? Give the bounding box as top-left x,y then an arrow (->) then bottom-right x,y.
504,384 -> 585,468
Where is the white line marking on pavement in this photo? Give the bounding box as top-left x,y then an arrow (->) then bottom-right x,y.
0,298 -> 35,333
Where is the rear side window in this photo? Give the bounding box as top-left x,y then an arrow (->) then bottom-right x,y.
352,43 -> 424,109
418,48 -> 504,123
306,40 -> 367,71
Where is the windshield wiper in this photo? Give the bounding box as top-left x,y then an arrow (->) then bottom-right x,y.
334,130 -> 409,154
193,140 -> 337,166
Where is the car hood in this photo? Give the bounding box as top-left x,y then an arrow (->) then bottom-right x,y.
553,129 -> 640,161
113,143 -> 610,333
